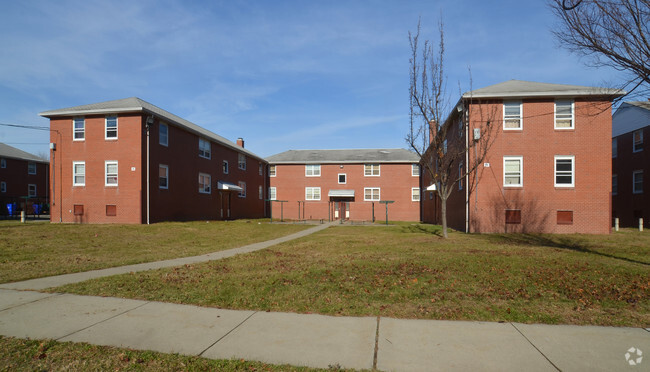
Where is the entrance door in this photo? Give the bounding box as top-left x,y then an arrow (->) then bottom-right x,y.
338,201 -> 349,220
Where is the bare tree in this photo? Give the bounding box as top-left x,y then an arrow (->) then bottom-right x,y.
550,0 -> 650,97
407,19 -> 497,238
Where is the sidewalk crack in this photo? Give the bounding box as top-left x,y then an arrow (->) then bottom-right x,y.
510,323 -> 561,371
373,316 -> 380,370
198,311 -> 257,357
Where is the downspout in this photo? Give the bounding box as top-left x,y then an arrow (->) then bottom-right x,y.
465,102 -> 470,233
146,116 -> 153,225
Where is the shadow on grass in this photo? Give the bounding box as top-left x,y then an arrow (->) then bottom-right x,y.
487,233 -> 650,266
400,224 -> 443,237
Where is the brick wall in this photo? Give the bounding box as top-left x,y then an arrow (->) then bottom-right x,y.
612,125 -> 649,228
0,157 -> 49,214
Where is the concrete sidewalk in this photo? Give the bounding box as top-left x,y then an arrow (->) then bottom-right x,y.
0,289 -> 648,371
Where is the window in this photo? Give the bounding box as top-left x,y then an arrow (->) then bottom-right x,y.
238,181 -> 246,198
73,204 -> 84,216
557,210 -> 573,225
28,184 -> 36,197
238,153 -> 246,170
106,205 -> 117,216
269,165 -> 276,177
259,163 -> 263,176
458,162 -> 463,190
633,170 -> 643,194
443,139 -> 448,154
338,173 -> 346,184
105,116 -> 118,139
412,164 -> 420,176
258,185 -> 263,199
159,164 -> 169,189
503,101 -> 522,130
105,161 -> 118,186
633,129 -> 643,152
305,187 -> 321,201
364,187 -> 380,201
554,156 -> 575,187
199,138 -> 211,159
73,118 -> 85,140
269,187 -> 277,200
503,156 -> 523,187
305,164 -> 321,177
612,174 -> 618,195
364,164 -> 380,176
505,209 -> 521,224
0,182 -> 5,193
412,188 -> 420,201
28,162 -> 36,175
73,161 -> 85,186
554,100 -> 574,129
159,123 -> 168,146
612,138 -> 617,158
0,158 -> 5,168
223,160 -> 229,174
458,118 -> 464,138
199,173 -> 211,194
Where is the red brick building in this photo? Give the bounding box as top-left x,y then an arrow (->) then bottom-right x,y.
267,149 -> 420,222
422,80 -> 623,234
612,101 -> 649,228
0,143 -> 49,217
40,97 -> 269,224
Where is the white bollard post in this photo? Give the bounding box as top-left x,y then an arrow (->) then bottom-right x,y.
614,218 -> 619,232
640,218 -> 644,232
20,210 -> 25,223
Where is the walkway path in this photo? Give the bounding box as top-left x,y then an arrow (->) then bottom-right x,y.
0,221 -> 648,371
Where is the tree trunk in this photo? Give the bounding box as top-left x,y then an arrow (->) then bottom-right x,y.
441,194 -> 448,238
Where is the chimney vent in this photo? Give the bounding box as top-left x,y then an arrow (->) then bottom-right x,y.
237,138 -> 244,148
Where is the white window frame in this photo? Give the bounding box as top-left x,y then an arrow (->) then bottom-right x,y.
633,129 -> 643,153
364,187 -> 380,201
223,160 -> 229,174
28,162 -> 36,175
269,187 -> 277,200
633,170 -> 643,194
269,165 -> 276,177
411,187 -> 420,201
73,161 -> 85,186
199,138 -> 211,159
238,153 -> 246,170
0,158 -> 5,168
305,164 -> 321,177
612,138 -> 617,158
503,156 -> 523,187
612,174 -> 617,196
199,173 -> 211,194
159,164 -> 169,190
503,101 -> 522,130
554,100 -> 574,129
412,164 -> 420,176
238,181 -> 246,198
159,123 -> 168,146
28,184 -> 37,197
73,117 -> 85,141
259,163 -> 263,176
105,161 -> 118,187
0,181 -> 5,193
338,173 -> 347,184
364,164 -> 380,177
305,187 -> 321,201
554,155 -> 575,188
105,115 -> 118,140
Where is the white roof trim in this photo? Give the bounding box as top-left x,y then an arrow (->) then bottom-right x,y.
217,181 -> 243,192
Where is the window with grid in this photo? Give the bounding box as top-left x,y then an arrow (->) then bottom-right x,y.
28,162 -> 36,175
259,163 -> 263,176
73,118 -> 85,140
305,164 -> 320,177
258,185 -> 263,199
159,123 -> 168,146
223,160 -> 229,174
412,164 -> 420,176
503,101 -> 522,130
305,187 -> 320,200
199,138 -> 211,159
159,164 -> 169,189
633,129 -> 643,152
503,156 -> 522,187
105,161 -> 118,186
28,184 -> 36,197
238,153 -> 246,170
73,161 -> 85,186
269,165 -> 276,177
199,173 -> 211,194
633,170 -> 643,194
554,156 -> 574,187
269,187 -> 277,200
364,164 -> 380,176
412,188 -> 420,201
105,116 -> 118,139
554,100 -> 574,129
0,182 -> 5,193
364,187 -> 380,201
338,173 -> 346,184
1,158 -> 5,168
238,181 -> 246,198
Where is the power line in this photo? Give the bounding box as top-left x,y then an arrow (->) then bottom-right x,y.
0,122 -> 49,131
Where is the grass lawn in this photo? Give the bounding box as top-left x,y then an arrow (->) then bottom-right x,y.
0,220 -> 309,283
0,336 -> 355,371
53,225 -> 650,327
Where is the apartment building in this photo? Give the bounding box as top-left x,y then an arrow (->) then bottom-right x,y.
0,143 -> 49,216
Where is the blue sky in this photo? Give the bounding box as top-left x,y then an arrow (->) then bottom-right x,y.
0,0 -> 623,158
